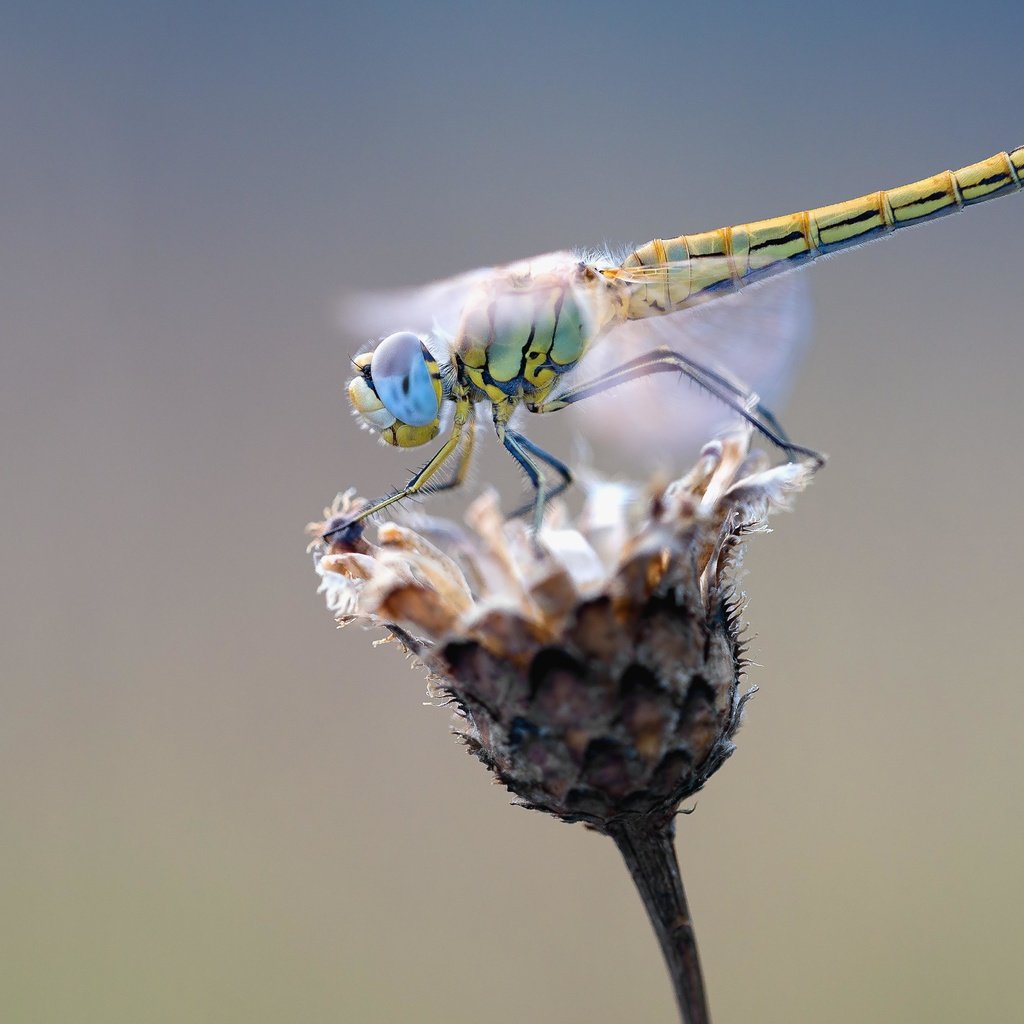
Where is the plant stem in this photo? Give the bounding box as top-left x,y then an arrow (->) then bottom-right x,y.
608,817 -> 710,1024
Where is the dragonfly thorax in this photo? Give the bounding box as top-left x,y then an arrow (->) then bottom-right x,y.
454,264 -> 616,407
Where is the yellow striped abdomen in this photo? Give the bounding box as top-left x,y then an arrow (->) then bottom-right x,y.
618,146 -> 1024,319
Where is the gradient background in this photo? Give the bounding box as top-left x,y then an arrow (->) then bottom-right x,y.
3,3 -> 1023,1021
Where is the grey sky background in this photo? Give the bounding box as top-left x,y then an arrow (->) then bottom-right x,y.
3,3 -> 1023,1021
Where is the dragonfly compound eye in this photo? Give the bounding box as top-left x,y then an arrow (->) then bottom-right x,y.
347,353 -> 396,430
370,332 -> 441,427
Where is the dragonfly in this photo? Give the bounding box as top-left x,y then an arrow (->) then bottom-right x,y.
327,146 -> 1023,541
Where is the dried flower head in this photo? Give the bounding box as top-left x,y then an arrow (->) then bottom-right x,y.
310,427 -> 815,835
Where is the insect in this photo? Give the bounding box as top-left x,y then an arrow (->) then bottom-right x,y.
328,146 -> 1023,540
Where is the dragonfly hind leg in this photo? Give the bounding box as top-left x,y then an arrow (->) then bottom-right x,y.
530,346 -> 824,469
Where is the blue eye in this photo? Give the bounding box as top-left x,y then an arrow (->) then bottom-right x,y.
370,332 -> 440,426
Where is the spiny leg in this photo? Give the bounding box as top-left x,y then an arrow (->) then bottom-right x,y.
323,405 -> 469,543
531,346 -> 824,467
535,347 -> 771,431
503,423 -> 577,528
644,349 -> 806,454
420,413 -> 477,497
662,353 -> 795,448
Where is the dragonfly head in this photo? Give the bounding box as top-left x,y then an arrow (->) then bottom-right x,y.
347,331 -> 443,447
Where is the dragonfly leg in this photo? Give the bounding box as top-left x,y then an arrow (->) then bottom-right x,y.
501,427 -> 573,533
322,407 -> 470,543
421,413 -> 477,496
530,346 -> 824,468
661,354 -> 795,448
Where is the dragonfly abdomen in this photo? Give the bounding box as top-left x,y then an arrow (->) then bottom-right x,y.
619,146 -> 1023,320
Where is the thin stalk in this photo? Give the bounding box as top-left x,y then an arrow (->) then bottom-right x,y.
608,817 -> 710,1024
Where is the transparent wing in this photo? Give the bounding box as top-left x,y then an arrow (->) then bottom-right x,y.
339,267 -> 492,354
339,251 -> 584,357
557,267 -> 813,468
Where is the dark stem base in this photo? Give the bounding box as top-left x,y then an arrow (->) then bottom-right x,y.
608,817 -> 710,1024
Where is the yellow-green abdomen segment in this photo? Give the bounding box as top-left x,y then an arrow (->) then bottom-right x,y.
458,282 -> 588,402
620,146 -> 1024,318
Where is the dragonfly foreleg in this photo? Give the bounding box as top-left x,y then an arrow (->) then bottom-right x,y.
322,412 -> 469,543
501,427 -> 573,533
421,413 -> 477,496
530,346 -> 824,468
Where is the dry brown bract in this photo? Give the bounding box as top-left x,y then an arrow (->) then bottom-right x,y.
310,428 -> 816,833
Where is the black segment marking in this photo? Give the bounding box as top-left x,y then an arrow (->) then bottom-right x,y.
971,172 -> 1012,189
749,229 -> 804,252
892,188 -> 948,210
826,206 -> 880,230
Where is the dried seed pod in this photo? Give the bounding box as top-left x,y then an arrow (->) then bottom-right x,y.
311,429 -> 815,833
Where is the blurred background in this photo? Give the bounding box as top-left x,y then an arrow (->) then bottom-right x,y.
3,3 -> 1023,1021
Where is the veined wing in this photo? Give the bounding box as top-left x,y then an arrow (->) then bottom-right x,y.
339,264 -> 493,355
561,264 -> 812,467
339,251 -> 589,359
